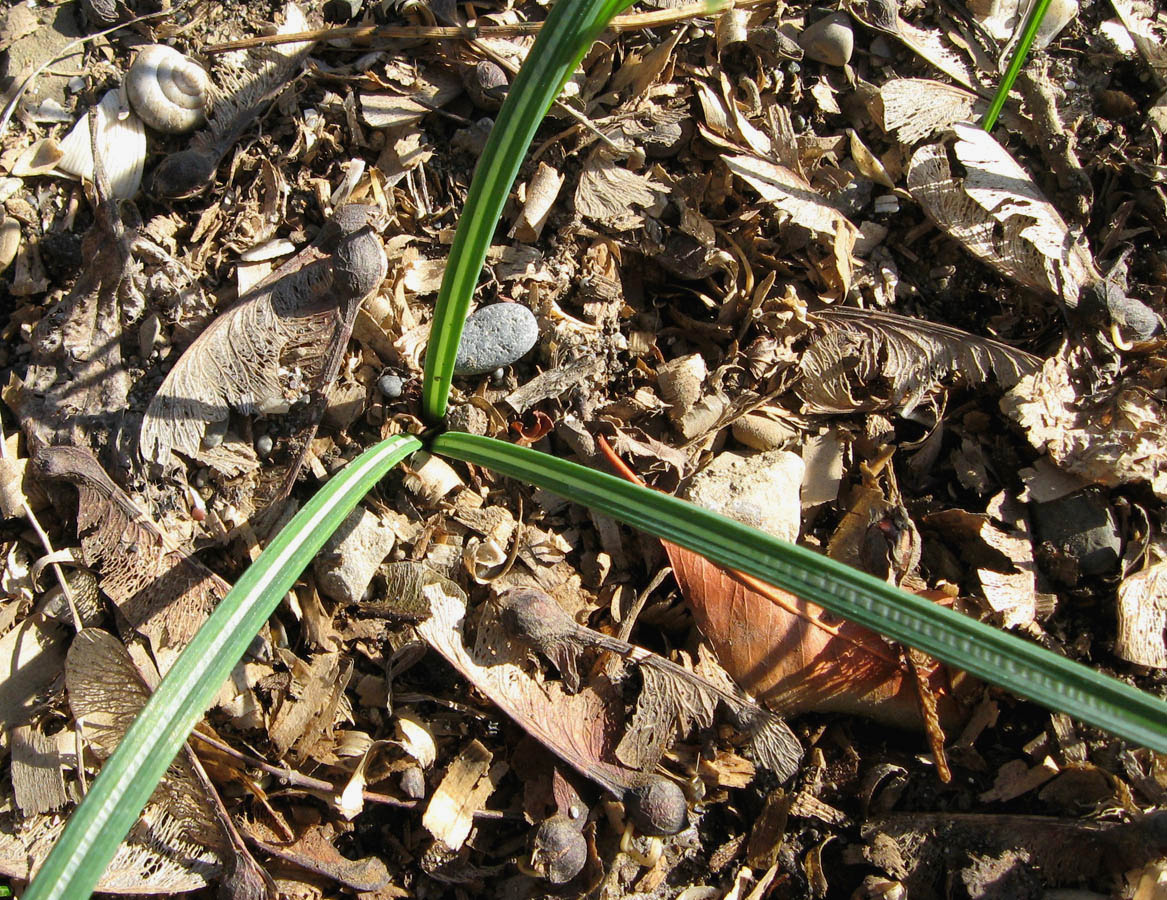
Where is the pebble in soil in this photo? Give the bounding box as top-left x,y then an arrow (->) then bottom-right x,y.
798,11 -> 854,67
377,372 -> 404,398
453,303 -> 538,376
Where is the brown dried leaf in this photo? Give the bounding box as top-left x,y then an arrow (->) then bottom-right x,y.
601,442 -> 966,730
907,124 -> 1097,307
35,445 -> 224,658
797,307 -> 1041,415
1001,343 -> 1167,499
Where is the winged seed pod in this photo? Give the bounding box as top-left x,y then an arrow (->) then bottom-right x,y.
125,46 -> 211,134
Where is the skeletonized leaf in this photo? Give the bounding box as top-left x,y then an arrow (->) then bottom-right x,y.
35,445 -> 224,658
797,306 -> 1042,415
65,629 -> 272,898
140,208 -> 387,470
908,124 -> 1097,306
877,79 -> 980,143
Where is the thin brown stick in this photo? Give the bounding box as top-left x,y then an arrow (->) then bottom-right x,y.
203,0 -> 775,53
189,729 -> 514,819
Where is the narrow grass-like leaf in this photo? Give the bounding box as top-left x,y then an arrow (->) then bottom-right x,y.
432,432 -> 1167,753
421,0 -> 645,422
981,0 -> 1053,130
24,434 -> 422,900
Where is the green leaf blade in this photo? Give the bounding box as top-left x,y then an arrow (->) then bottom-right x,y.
25,433 -> 422,900
982,0 -> 1053,130
432,432 -> 1167,753
421,0 -> 636,422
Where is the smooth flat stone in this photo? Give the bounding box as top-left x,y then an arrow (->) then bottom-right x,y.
454,303 -> 538,376
799,12 -> 854,67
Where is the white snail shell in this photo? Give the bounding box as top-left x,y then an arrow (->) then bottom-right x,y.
125,45 -> 210,134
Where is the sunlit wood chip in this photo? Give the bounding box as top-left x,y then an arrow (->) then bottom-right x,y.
422,739 -> 502,851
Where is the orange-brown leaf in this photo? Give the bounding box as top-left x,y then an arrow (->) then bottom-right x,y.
599,438 -> 959,729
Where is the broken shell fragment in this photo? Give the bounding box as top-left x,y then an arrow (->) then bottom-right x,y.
0,217 -> 20,275
126,45 -> 211,134
56,89 -> 146,200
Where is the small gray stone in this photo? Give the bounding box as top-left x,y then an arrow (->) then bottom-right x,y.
1031,488 -> 1121,576
314,508 -> 397,604
454,303 -> 538,376
378,373 -> 404,398
255,434 -> 273,458
799,12 -> 854,67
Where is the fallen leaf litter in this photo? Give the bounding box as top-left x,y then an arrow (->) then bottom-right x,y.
1,0 -> 1166,897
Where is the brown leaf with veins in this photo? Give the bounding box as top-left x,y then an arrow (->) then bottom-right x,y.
62,628 -> 273,898
34,444 -> 225,660
598,437 -> 962,730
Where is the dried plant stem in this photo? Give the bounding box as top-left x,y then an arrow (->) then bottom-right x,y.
204,0 -> 775,53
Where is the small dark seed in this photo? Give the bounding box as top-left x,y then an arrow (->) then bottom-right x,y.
528,815 -> 587,883
625,777 -> 688,837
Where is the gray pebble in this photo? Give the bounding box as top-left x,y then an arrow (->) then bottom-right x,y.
378,373 -> 404,398
400,765 -> 426,800
256,434 -> 273,458
454,303 -> 538,376
799,12 -> 854,67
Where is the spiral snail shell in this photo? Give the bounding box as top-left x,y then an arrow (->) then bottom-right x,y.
125,45 -> 211,134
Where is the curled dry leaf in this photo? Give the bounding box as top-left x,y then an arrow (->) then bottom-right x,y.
600,439 -> 963,730
907,124 -> 1097,307
797,307 -> 1042,416
140,205 -> 387,472
1115,538 -> 1167,668
1001,342 -> 1167,500
34,445 -> 225,660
